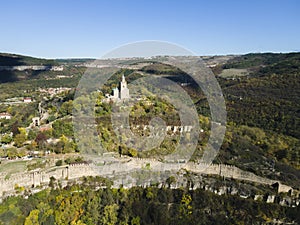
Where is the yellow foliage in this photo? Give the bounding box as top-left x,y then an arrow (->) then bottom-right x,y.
24,209 -> 40,225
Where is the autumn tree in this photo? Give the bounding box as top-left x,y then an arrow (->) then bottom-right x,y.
35,132 -> 48,150
13,127 -> 27,147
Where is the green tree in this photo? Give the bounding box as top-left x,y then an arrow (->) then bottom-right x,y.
57,135 -> 76,153
27,129 -> 37,140
81,192 -> 100,224
52,120 -> 73,137
18,148 -> 27,158
179,193 -> 193,221
0,147 -> 6,157
7,147 -> 18,159
131,216 -> 141,225
24,209 -> 40,225
100,204 -> 119,225
55,194 -> 85,225
166,176 -> 176,188
59,100 -> 73,117
55,160 -> 63,166
13,127 -> 27,147
128,148 -> 138,157
0,133 -> 12,144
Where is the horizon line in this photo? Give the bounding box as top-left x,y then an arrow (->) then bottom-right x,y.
1,50 -> 300,60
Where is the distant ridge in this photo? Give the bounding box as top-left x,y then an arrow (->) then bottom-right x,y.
0,52 -> 57,66
0,53 -> 95,67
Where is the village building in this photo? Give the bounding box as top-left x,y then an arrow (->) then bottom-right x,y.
23,97 -> 32,103
0,112 -> 12,120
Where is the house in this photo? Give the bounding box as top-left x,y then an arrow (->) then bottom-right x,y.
23,97 -> 32,103
0,112 -> 12,120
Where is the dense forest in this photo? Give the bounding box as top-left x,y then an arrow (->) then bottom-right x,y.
0,177 -> 299,225
217,53 -> 300,138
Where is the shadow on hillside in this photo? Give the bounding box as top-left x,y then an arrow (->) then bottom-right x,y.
0,55 -> 45,83
0,71 -> 18,83
0,55 -> 25,66
0,55 -> 26,83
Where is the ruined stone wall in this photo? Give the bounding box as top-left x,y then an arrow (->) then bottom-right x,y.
0,164 -> 95,197
0,160 -> 292,197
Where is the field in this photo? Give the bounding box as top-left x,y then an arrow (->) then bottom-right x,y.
218,68 -> 249,78
0,160 -> 27,178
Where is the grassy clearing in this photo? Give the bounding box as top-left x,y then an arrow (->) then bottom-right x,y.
219,68 -> 249,78
0,160 -> 27,176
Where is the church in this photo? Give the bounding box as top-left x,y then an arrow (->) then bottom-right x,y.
105,75 -> 130,101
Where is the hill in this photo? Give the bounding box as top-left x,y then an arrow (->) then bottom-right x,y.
0,52 -> 299,224
0,53 -> 58,67
0,53 -> 92,83
0,52 -> 299,186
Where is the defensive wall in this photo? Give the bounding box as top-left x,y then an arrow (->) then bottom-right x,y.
0,158 -> 292,198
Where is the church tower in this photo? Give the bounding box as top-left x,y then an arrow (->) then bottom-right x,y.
119,75 -> 130,99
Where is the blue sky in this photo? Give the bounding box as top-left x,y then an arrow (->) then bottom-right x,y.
1,0 -> 299,58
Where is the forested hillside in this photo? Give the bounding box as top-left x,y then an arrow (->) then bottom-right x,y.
0,178 -> 299,225
0,52 -> 299,224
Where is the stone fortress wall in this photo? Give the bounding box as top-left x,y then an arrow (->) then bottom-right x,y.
0,158 -> 292,198
117,125 -> 197,137
0,164 -> 96,196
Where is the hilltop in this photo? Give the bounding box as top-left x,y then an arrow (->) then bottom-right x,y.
0,52 -> 299,182
0,52 -> 299,224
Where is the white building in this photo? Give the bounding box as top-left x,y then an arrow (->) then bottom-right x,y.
0,112 -> 12,120
23,97 -> 32,103
119,75 -> 130,99
105,75 -> 130,102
